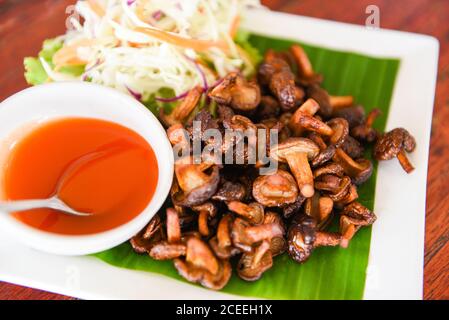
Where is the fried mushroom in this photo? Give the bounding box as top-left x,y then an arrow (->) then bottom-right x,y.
149,242 -> 187,260
192,202 -> 217,237
212,180 -> 246,202
130,215 -> 163,254
263,212 -> 287,256
252,170 -> 299,207
237,240 -> 273,281
173,257 -> 232,290
339,202 -> 377,248
374,128 -> 416,173
208,72 -> 261,112
270,138 -> 320,198
351,109 -> 381,143
288,214 -> 341,263
227,201 -> 264,225
159,86 -> 203,127
258,57 -> 297,111
289,99 -> 334,137
333,148 -> 373,185
173,157 -> 220,206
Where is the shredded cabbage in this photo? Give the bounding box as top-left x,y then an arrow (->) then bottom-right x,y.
37,0 -> 263,99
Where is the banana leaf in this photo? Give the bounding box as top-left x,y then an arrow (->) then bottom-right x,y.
94,32 -> 400,300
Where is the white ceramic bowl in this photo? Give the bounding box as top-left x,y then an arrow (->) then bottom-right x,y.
0,82 -> 173,255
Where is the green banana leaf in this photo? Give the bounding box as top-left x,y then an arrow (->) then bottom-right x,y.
94,32 -> 400,300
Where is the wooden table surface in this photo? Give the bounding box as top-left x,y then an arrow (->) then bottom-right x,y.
0,0 -> 447,300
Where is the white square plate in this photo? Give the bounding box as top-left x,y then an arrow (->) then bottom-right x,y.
0,9 -> 439,300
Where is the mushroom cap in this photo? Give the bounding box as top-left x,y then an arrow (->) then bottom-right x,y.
306,85 -> 332,117
341,135 -> 365,159
333,148 -> 373,185
173,257 -> 232,290
130,226 -> 163,254
341,202 -> 377,226
351,108 -> 381,143
282,195 -> 306,219
374,128 -> 416,160
227,201 -> 265,225
191,202 -> 217,217
269,70 -> 297,111
212,180 -> 246,202
333,105 -> 365,129
351,159 -> 373,185
327,176 -> 352,202
314,174 -> 343,193
142,215 -> 162,240
173,165 -> 220,207
287,215 -> 316,264
257,95 -> 281,119
314,163 -> 345,179
334,184 -> 359,209
311,145 -> 336,168
159,86 -> 202,127
237,243 -> 273,281
263,212 -> 287,256
327,118 -> 349,147
231,218 -> 254,253
270,138 -> 320,163
252,170 -> 299,207
185,237 -> 220,275
208,72 -> 261,111
351,125 -> 378,143
209,236 -> 240,259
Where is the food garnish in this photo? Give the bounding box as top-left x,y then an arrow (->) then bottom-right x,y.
24,0 -> 263,112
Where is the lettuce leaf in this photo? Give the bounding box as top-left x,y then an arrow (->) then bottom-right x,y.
24,38 -> 85,86
234,29 -> 263,66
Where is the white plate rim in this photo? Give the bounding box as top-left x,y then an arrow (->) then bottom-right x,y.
0,9 -> 439,300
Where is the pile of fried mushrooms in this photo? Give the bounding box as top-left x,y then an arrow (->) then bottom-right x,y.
131,44 -> 417,290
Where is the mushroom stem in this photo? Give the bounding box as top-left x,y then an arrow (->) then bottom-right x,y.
339,216 -> 359,248
227,201 -> 264,225
329,96 -> 354,111
217,214 -> 232,248
253,240 -> 271,265
365,109 -> 381,127
290,45 -> 314,78
299,98 -> 320,115
244,223 -> 284,244
397,150 -> 415,173
285,152 -> 315,198
166,208 -> 181,244
198,210 -> 210,237
318,197 -> 334,222
314,232 -> 341,248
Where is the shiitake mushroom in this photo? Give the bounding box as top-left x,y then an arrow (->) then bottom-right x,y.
129,43 -> 416,291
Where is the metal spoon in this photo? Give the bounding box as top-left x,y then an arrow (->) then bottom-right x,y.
0,141 -> 132,217
0,195 -> 91,216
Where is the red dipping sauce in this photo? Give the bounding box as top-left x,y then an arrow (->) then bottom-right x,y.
3,118 -> 158,235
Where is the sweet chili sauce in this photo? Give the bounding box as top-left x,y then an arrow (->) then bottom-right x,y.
2,118 -> 158,235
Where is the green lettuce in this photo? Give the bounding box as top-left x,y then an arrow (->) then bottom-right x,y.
24,38 -> 84,86
234,29 -> 263,66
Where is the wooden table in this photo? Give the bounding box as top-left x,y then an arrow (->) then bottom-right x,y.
0,0 -> 447,300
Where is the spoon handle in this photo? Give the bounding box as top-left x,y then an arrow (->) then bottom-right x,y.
0,197 -> 90,216
0,198 -> 55,212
